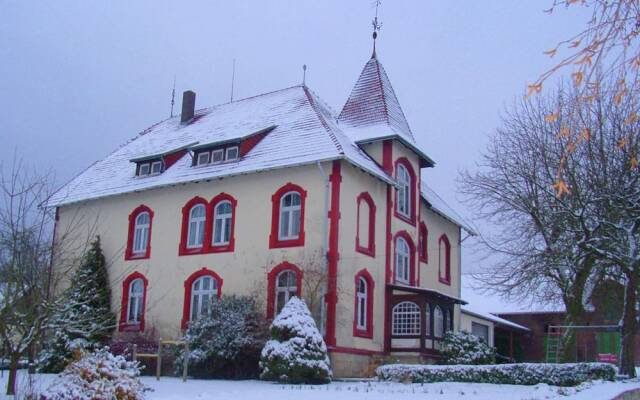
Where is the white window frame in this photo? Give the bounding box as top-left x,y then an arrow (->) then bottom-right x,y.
138,163 -> 150,176
278,191 -> 301,240
127,278 -> 144,323
275,270 -> 297,315
425,304 -> 432,336
472,321 -> 490,343
187,204 -> 206,248
396,164 -> 411,217
197,151 -> 210,166
150,160 -> 163,175
395,237 -> 410,284
190,276 -> 218,321
392,301 -> 420,336
212,200 -> 232,245
225,146 -> 239,160
356,277 -> 368,330
434,305 -> 445,338
132,211 -> 150,254
211,149 -> 224,163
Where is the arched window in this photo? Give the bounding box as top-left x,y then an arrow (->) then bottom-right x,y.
353,269 -> 374,338
266,262 -> 302,318
434,305 -> 444,338
392,301 -> 420,336
356,192 -> 376,257
125,205 -> 154,260
190,275 -> 218,321
356,277 -> 367,330
213,201 -> 232,245
187,204 -> 206,248
394,158 -> 416,224
127,278 -> 144,323
419,222 -> 428,263
119,272 -> 148,332
425,303 -> 432,336
438,234 -> 451,284
270,183 -> 307,248
181,269 -> 223,329
395,237 -> 410,284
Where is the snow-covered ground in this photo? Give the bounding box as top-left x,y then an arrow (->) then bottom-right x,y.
2,371 -> 639,400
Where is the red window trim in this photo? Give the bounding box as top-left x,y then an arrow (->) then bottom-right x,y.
393,230 -> 416,286
438,234 -> 452,285
355,192 -> 376,257
178,196 -> 211,256
181,268 -> 224,330
393,157 -> 417,226
210,193 -> 237,253
353,268 -> 375,338
269,183 -> 307,249
125,205 -> 154,260
266,262 -> 303,319
419,221 -> 428,263
119,272 -> 149,332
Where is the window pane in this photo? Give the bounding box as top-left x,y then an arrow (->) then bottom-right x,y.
291,209 -> 301,237
212,150 -> 224,162
425,305 -> 431,336
214,219 -> 222,244
223,218 -> 231,242
191,296 -> 199,320
280,211 -> 290,238
291,193 -> 301,206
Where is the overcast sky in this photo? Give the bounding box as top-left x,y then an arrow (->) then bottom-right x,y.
1,1 -> 590,311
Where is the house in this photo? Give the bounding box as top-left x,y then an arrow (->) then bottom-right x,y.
47,48 -> 475,377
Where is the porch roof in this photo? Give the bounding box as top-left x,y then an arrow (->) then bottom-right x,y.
387,284 -> 467,305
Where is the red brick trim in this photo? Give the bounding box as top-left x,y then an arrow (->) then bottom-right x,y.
438,234 -> 451,285
355,192 -> 376,257
269,183 -> 307,249
393,157 -> 417,226
393,230 -> 416,286
325,160 -> 342,347
119,272 -> 149,332
266,262 -> 303,319
353,268 -> 375,339
125,205 -> 154,260
178,196 -> 211,256
210,193 -> 237,253
383,141 -> 393,352
181,268 -> 223,330
419,221 -> 428,263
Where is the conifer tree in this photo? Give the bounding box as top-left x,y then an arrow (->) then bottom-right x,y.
39,236 -> 115,372
260,297 -> 331,384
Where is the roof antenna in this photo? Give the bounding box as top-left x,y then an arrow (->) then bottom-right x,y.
302,64 -> 307,86
230,59 -> 236,103
371,0 -> 382,58
170,75 -> 176,118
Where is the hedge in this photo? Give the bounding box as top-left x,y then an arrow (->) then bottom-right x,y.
376,362 -> 616,387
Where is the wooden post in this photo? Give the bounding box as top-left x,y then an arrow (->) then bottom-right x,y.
132,344 -> 138,362
182,341 -> 189,382
156,338 -> 162,381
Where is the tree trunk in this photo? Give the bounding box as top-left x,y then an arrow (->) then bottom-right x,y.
561,262 -> 591,362
619,269 -> 638,378
6,354 -> 18,396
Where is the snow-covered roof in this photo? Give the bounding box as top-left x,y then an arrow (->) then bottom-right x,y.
47,85 -> 394,207
420,181 -> 476,236
461,306 -> 530,332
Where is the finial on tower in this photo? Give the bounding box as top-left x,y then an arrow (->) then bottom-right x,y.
371,0 -> 382,58
170,75 -> 176,118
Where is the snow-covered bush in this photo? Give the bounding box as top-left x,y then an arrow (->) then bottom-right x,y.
176,295 -> 267,379
39,237 -> 115,373
376,362 -> 616,386
41,348 -> 148,400
260,297 -> 332,384
439,331 -> 496,365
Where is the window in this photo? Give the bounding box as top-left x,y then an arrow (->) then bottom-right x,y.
472,322 -> 489,343
392,301 -> 420,336
226,146 -> 239,160
212,149 -> 224,163
356,278 -> 368,330
353,269 -> 374,337
355,192 -> 376,257
395,237 -> 410,284
447,309 -> 453,331
266,262 -> 302,319
394,158 -> 416,223
187,204 -> 206,248
197,151 -> 210,166
190,275 -> 218,321
119,272 -> 148,332
438,235 -> 451,284
151,161 -> 163,174
419,222 -> 428,262
139,163 -> 150,176
125,205 -> 153,260
434,306 -> 444,338
213,201 -> 232,245
181,269 -> 223,329
425,304 -> 431,336
127,278 -> 144,323
270,183 -> 307,248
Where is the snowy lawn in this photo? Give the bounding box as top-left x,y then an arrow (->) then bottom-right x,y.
2,371 -> 639,400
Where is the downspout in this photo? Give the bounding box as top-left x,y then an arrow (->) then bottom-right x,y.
317,161 -> 330,335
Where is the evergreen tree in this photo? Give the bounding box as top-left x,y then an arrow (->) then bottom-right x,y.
260,297 -> 331,384
39,236 -> 115,372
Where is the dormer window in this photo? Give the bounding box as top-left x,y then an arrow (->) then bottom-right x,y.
136,159 -> 163,177
226,146 -> 239,161
151,161 -> 163,174
212,149 -> 224,163
197,152 -> 210,166
193,144 -> 240,166
138,163 -> 151,176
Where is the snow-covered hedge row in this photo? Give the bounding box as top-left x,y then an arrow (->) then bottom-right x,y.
376,362 -> 616,387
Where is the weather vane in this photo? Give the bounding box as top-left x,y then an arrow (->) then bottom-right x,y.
371,0 -> 382,56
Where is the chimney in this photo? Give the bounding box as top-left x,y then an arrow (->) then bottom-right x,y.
180,90 -> 196,123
